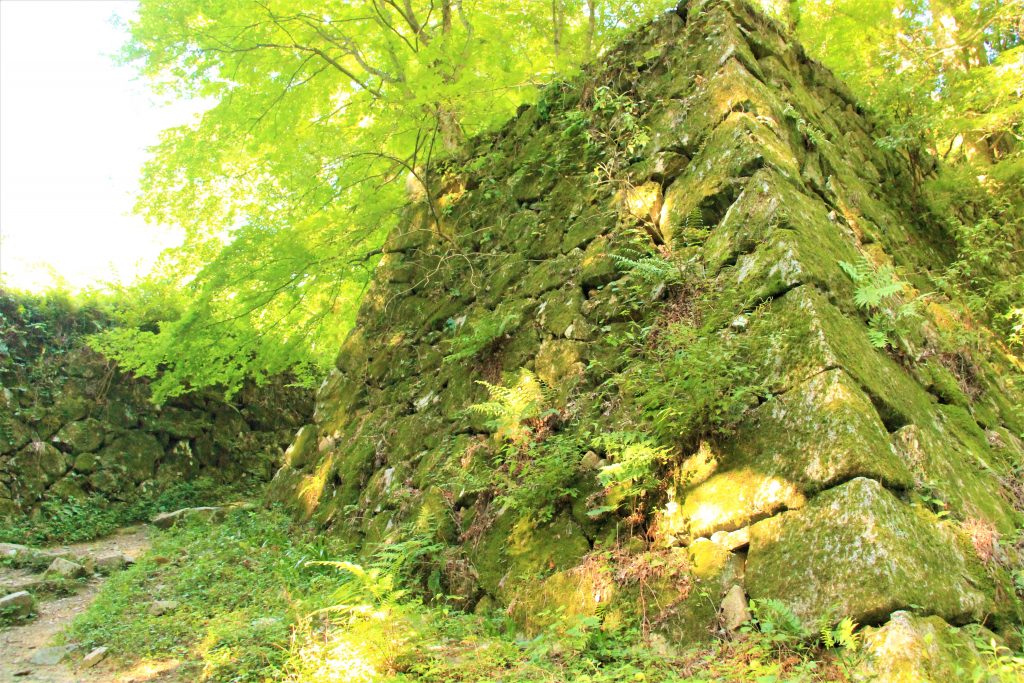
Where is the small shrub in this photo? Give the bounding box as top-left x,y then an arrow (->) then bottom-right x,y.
561,85 -> 650,169
616,322 -> 765,449
0,477 -> 255,545
493,434 -> 581,525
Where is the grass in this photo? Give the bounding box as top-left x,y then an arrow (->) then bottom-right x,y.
59,506 -> 1024,682
63,506 -> 348,681
59,505 -> 876,683
0,477 -> 261,546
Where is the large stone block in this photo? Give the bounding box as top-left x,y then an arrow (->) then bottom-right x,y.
98,432 -> 163,483
658,369 -> 912,543
52,418 -> 105,453
856,611 -> 1000,683
746,478 -> 990,627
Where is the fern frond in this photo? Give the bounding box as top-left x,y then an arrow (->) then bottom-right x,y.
469,370 -> 547,444
866,321 -> 891,348
838,260 -> 866,283
853,280 -> 904,308
835,617 -> 859,651
820,619 -> 836,648
842,257 -> 907,308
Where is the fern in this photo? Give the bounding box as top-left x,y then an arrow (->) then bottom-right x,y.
819,618 -> 835,649
469,369 -> 551,446
679,206 -> 709,245
839,257 -> 922,349
818,615 -> 859,651
444,310 -> 521,364
748,598 -> 808,650
834,617 -> 859,650
839,258 -> 906,308
611,248 -> 684,284
783,103 -> 829,147
309,560 -> 408,614
594,431 -> 672,497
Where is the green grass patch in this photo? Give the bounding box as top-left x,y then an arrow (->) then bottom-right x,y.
63,506 -> 348,681
0,477 -> 260,546
58,506 -> 856,682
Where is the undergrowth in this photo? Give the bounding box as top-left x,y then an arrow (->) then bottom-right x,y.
60,506 -> 884,683
0,477 -> 257,545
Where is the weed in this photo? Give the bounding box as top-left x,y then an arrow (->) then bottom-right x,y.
615,322 -> 765,450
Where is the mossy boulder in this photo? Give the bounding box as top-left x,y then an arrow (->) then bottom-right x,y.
0,417 -> 32,456
97,432 -> 163,484
892,423 -> 1017,535
468,511 -> 590,602
855,611 -> 1002,683
650,541 -> 745,643
659,369 -> 912,543
52,418 -> 105,453
746,478 -> 990,628
283,424 -> 318,469
509,553 -> 617,633
21,442 -> 70,484
72,452 -> 99,474
143,407 -> 206,439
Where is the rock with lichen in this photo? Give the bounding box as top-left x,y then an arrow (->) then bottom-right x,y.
265,0 -> 1024,671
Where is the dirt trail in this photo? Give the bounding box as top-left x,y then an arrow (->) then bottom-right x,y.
0,527 -> 180,683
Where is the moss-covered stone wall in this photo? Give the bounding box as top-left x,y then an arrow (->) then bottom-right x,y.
0,293 -> 313,516
267,0 -> 1024,664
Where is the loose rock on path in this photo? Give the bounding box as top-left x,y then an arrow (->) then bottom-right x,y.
0,527 -> 163,683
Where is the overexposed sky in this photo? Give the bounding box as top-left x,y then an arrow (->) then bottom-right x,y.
0,0 -> 204,292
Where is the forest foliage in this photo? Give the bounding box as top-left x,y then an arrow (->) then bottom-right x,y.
84,0 -> 1022,399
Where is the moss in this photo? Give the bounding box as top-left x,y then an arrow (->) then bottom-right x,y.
718,369 -> 912,491
632,543 -> 743,644
744,285 -> 937,425
660,369 -> 911,543
564,202 -> 619,252
892,423 -> 1017,536
537,286 -> 585,338
534,339 -> 585,389
52,418 -> 105,453
517,253 -> 578,298
468,510 -> 590,601
746,478 -> 991,628
509,554 -> 617,633
284,424 -> 318,469
579,237 -> 619,290
857,611 -> 1002,683
100,433 -> 163,484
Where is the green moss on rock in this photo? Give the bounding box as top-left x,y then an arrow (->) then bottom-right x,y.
746,477 -> 991,628
856,611 -> 1003,683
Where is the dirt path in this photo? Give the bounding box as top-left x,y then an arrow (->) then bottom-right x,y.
0,527 -> 174,683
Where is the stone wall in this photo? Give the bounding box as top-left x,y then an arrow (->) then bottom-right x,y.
0,296 -> 313,516
267,0 -> 1023,661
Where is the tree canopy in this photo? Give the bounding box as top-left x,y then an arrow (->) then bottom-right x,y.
98,0 -> 1023,400
789,0 -> 1022,185
99,0 -> 668,400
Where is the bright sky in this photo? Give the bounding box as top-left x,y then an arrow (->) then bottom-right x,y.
0,0 -> 204,292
